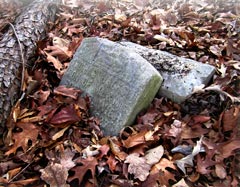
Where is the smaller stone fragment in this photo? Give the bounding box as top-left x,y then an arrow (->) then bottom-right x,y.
120,41 -> 215,103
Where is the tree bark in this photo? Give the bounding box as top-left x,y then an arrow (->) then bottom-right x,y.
0,0 -> 34,35
0,0 -> 60,129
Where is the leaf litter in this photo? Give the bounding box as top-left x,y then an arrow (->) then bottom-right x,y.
0,0 -> 240,186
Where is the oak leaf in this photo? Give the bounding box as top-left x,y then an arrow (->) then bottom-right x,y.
125,153 -> 151,181
68,157 -> 98,186
5,122 -> 39,156
142,158 -> 177,186
40,162 -> 69,187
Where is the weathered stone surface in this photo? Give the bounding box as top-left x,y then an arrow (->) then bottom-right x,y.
120,41 -> 216,103
61,37 -> 162,136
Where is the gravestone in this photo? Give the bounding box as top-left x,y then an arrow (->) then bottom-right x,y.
60,37 -> 162,136
120,41 -> 215,103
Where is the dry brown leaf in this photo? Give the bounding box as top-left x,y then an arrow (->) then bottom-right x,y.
40,162 -> 69,187
45,51 -> 63,71
10,177 -> 39,186
220,139 -> 240,158
172,178 -> 189,187
109,137 -> 127,161
107,154 -> 118,172
7,167 -> 22,180
151,158 -> 177,186
60,148 -> 76,170
54,85 -> 81,100
144,145 -> 164,166
175,137 -> 203,174
5,122 -> 39,156
125,153 -> 151,181
222,106 -> 240,132
68,157 -> 98,186
181,123 -> 209,139
49,104 -> 81,127
53,37 -> 70,48
52,126 -> 70,141
215,163 -> 227,179
122,130 -> 146,148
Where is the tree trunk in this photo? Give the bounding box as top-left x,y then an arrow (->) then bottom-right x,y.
0,0 -> 60,130
0,0 -> 34,35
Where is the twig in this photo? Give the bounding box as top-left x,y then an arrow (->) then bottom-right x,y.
8,22 -> 26,92
8,162 -> 32,183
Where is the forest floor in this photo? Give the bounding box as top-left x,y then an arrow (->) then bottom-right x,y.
0,0 -> 240,186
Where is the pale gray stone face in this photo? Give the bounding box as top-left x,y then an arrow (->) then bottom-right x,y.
120,42 -> 216,103
61,37 -> 162,136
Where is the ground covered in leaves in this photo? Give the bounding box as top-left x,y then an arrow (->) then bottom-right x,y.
0,0 -> 240,186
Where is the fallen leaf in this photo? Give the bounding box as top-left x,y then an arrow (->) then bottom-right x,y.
220,139 -> 240,158
107,154 -> 118,172
193,115 -> 211,124
222,106 -> 240,132
45,45 -> 73,62
144,145 -> 164,166
53,37 -> 70,48
151,158 -> 177,186
5,122 -> 39,156
40,162 -> 69,187
54,85 -> 82,100
109,137 -> 127,161
209,45 -> 222,56
172,178 -> 189,187
45,51 -> 63,71
175,154 -> 194,174
122,130 -> 146,148
49,104 -> 81,127
181,123 -> 209,139
215,163 -> 227,179
60,148 -> 76,170
52,126 -> 70,141
68,157 -> 98,186
125,153 -> 151,181
167,119 -> 182,138
217,63 -> 227,77
97,144 -> 110,159
175,137 -> 203,174
232,61 -> 240,70
7,167 -> 21,180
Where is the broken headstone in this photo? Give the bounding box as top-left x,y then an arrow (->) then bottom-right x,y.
60,37 -> 162,136
120,41 -> 215,103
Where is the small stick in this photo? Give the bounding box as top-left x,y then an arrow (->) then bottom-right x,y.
8,162 -> 32,183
